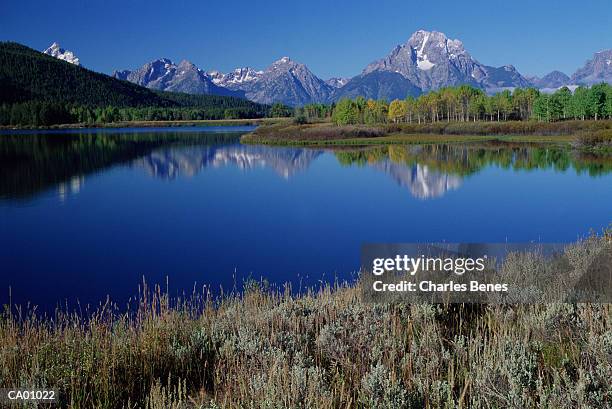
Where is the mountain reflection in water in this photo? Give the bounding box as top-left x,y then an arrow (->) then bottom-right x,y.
134,144 -> 463,199
0,129 -> 610,202
135,145 -> 322,180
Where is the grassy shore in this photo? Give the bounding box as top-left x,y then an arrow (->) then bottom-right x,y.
241,120 -> 612,151
0,117 -> 291,131
1,231 -> 610,408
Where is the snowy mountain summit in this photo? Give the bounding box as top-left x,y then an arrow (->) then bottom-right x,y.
362,30 -> 530,93
43,42 -> 80,66
208,67 -> 264,88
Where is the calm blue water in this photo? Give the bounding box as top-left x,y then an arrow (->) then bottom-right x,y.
1,127 -> 610,310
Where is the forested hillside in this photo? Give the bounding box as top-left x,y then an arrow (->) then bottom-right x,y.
0,42 -> 270,126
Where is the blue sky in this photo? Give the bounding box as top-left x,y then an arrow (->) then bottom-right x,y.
2,0 -> 611,79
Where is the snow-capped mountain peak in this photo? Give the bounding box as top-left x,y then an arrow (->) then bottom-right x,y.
42,42 -> 80,66
362,29 -> 530,93
270,56 -> 300,70
407,30 -> 469,69
209,67 -> 264,86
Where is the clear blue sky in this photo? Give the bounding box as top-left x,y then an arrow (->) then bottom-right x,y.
2,0 -> 611,79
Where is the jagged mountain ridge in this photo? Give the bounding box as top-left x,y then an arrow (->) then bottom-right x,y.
43,42 -> 80,66
114,56 -> 332,106
112,58 -> 243,97
208,67 -> 264,88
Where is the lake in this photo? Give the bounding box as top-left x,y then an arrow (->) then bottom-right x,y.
1,126 -> 611,310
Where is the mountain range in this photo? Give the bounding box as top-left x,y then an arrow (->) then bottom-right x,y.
44,31 -> 612,106
113,58 -> 242,98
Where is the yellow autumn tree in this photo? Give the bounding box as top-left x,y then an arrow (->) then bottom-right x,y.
388,99 -> 407,123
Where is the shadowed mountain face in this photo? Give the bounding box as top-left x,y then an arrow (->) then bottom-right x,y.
332,71 -> 422,100
529,71 -> 570,89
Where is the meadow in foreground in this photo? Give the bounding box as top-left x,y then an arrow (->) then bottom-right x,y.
1,231 -> 611,409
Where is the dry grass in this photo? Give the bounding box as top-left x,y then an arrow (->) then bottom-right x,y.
573,128 -> 612,152
1,233 -> 611,408
242,120 -> 612,149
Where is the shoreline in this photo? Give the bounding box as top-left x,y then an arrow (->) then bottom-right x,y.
0,117 -> 291,131
243,132 -> 578,146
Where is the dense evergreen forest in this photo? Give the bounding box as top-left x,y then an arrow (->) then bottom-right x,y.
0,42 -> 270,126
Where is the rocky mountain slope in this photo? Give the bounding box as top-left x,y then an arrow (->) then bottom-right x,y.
216,57 -> 333,106
332,71 -> 422,100
325,77 -> 349,88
